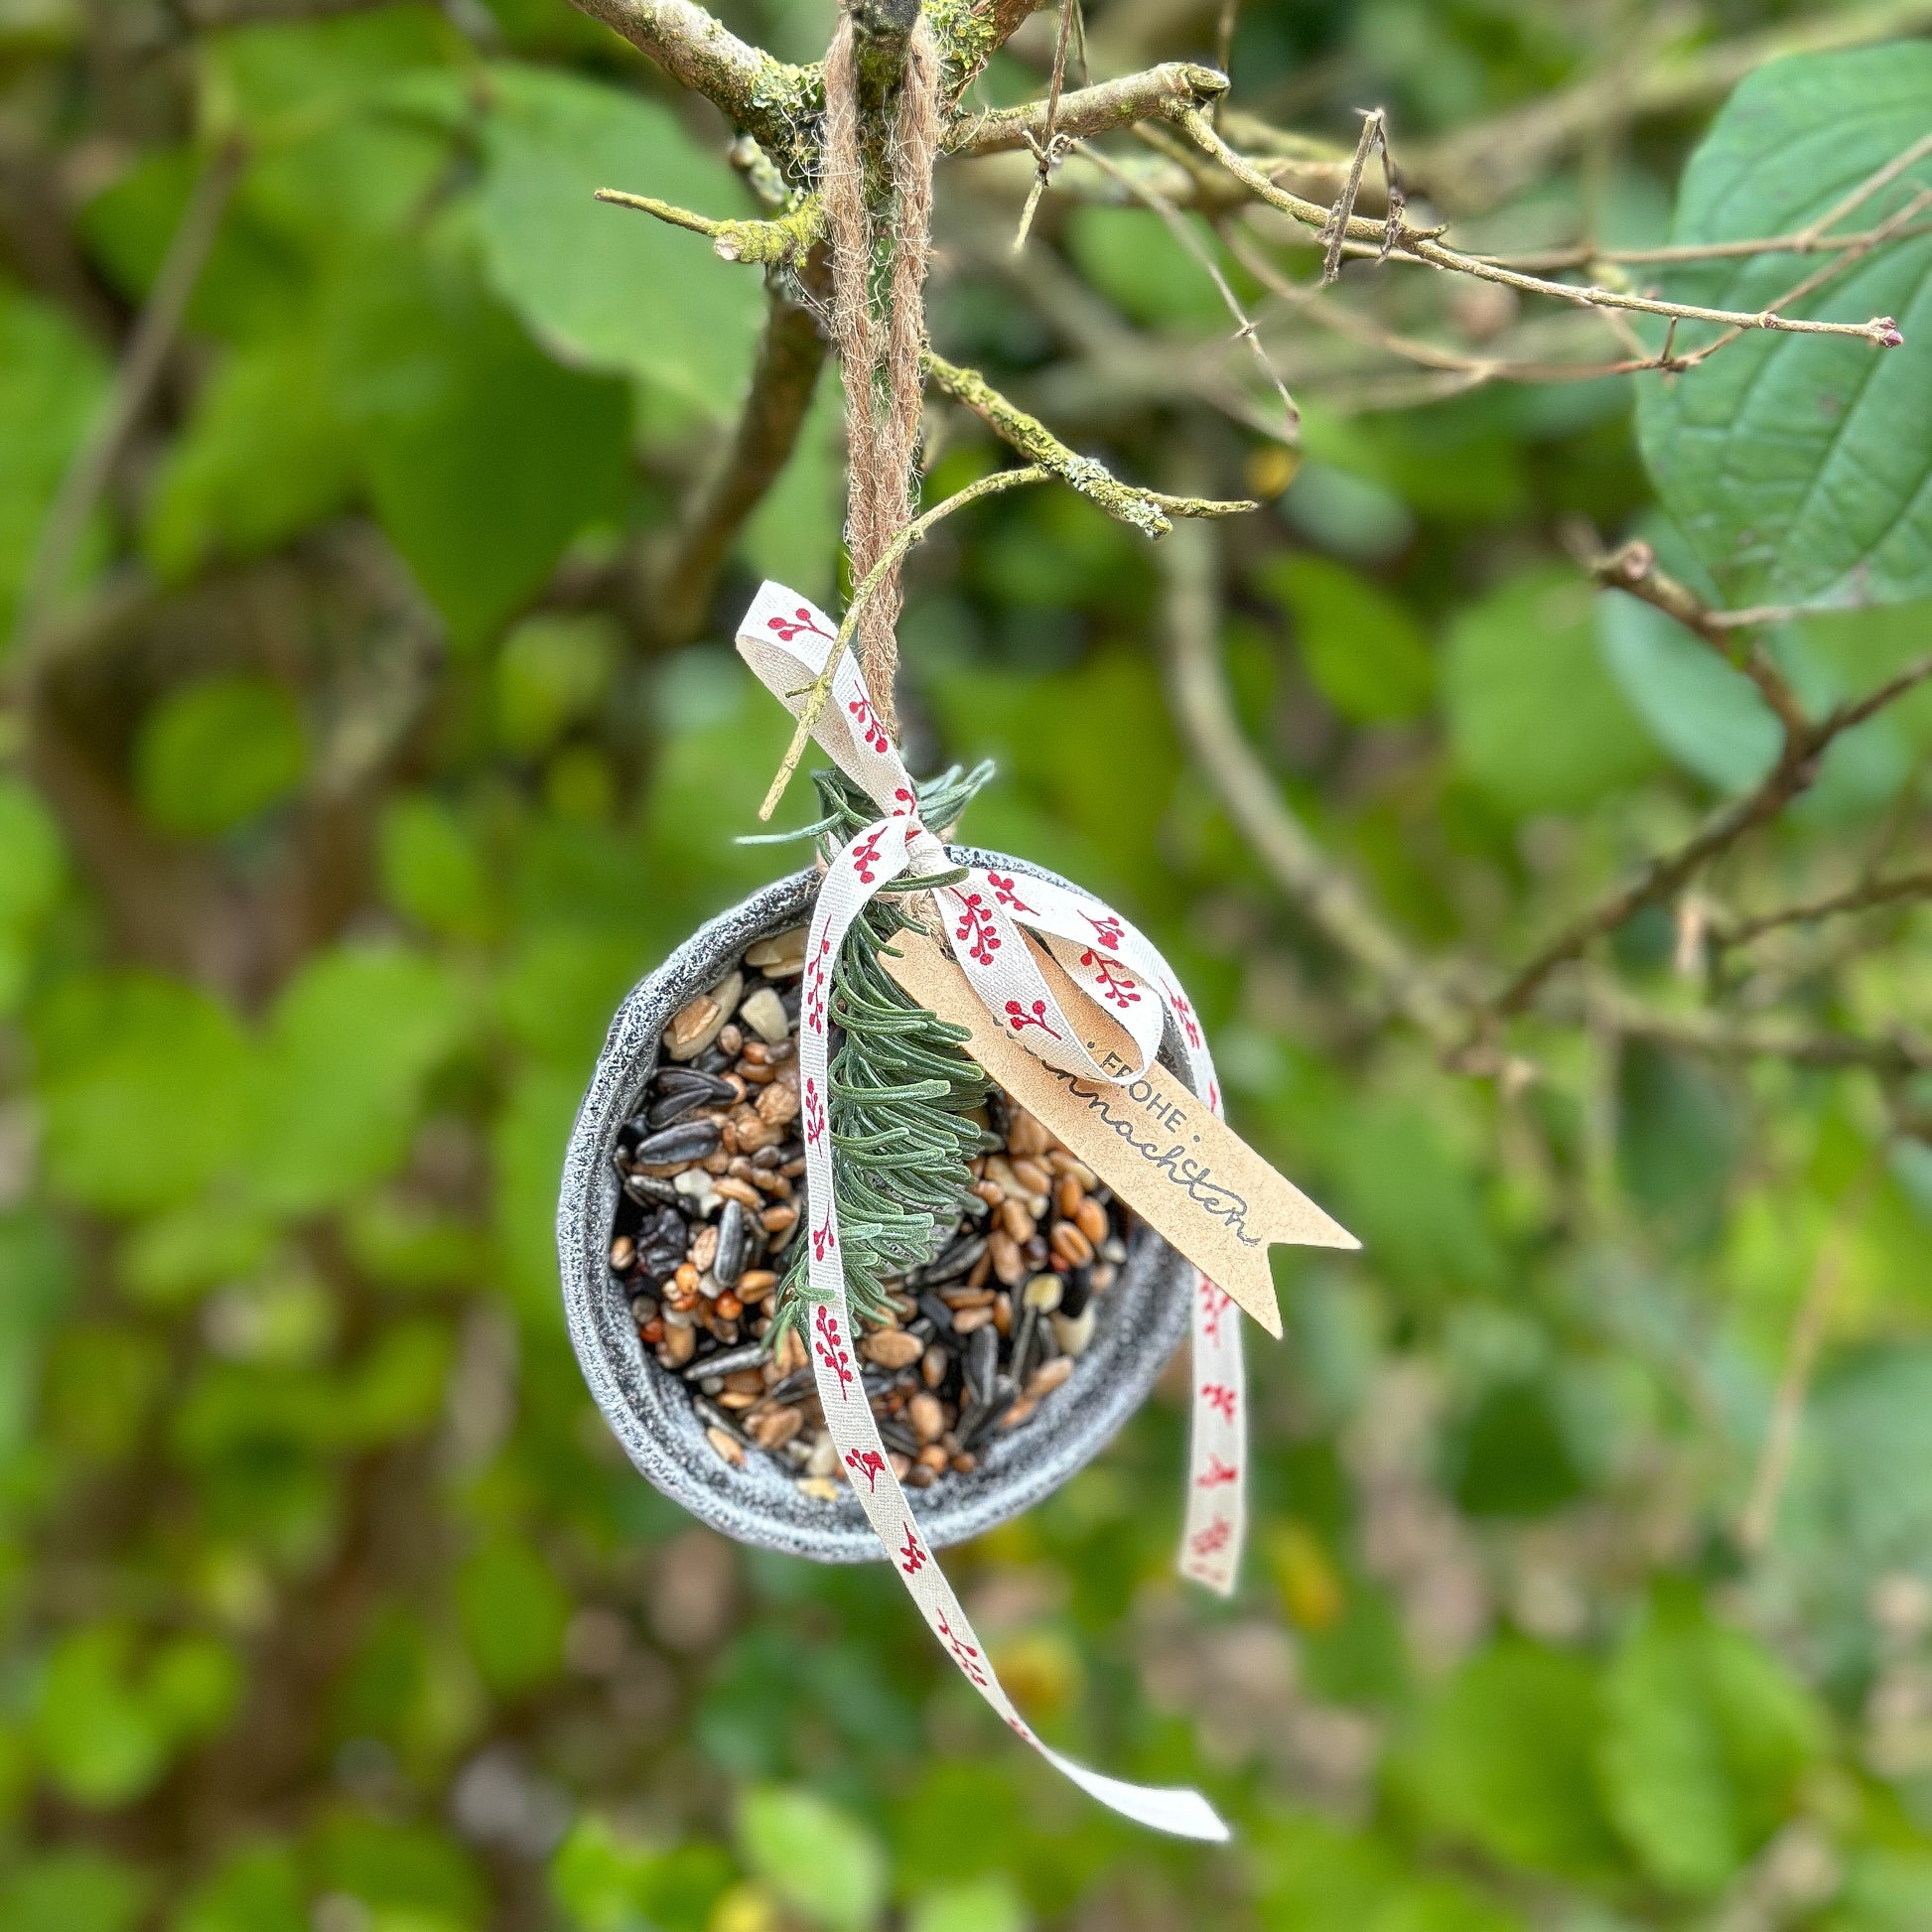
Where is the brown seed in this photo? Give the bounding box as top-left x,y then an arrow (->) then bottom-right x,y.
738,1268 -> 778,1295
1054,1174 -> 1082,1220
740,1039 -> 770,1066
999,1198 -> 1035,1244
1011,1156 -> 1052,1196
916,1443 -> 948,1472
972,1178 -> 1004,1209
750,1169 -> 789,1196
939,1287 -> 995,1309
904,1463 -> 935,1489
717,1024 -> 743,1057
737,1060 -> 776,1087
921,1344 -> 947,1389
1074,1196 -> 1108,1245
993,1292 -> 1012,1335
1050,1220 -> 1095,1267
715,1292 -> 743,1321
889,1451 -> 911,1480
1026,1356 -> 1073,1400
702,1148 -> 732,1173
1008,1110 -> 1048,1157
989,1229 -> 1024,1285
998,1395 -> 1037,1431
772,1325 -> 807,1376
674,1262 -> 701,1295
861,1328 -> 923,1369
639,1317 -> 665,1344
951,1305 -> 995,1335
761,1204 -> 798,1235
750,1406 -> 803,1449
1048,1150 -> 1098,1188
717,1390 -> 758,1410
706,1426 -> 745,1466
610,1235 -> 636,1272
1090,1262 -> 1117,1295
950,1451 -> 978,1474
660,1322 -> 696,1367
713,1175 -> 761,1208
690,1225 -> 719,1272
907,1392 -> 944,1443
732,1105 -> 781,1154
967,1248 -> 993,1289
757,1080 -> 800,1127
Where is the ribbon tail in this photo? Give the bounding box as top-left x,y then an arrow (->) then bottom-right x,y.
798,819 -> 1228,1841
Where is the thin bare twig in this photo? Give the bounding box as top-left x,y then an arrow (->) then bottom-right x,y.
1011,0 -> 1078,251
758,466 -> 1050,821
1582,537 -> 1810,742
1317,108 -> 1398,285
1716,871 -> 1932,951
1073,142 -> 1297,437
11,139 -> 246,667
1179,109 -> 1906,352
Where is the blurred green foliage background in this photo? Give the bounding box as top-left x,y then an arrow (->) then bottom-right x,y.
3,0 -> 1932,1926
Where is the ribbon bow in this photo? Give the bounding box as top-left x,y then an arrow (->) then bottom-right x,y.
737,584 -> 1248,1842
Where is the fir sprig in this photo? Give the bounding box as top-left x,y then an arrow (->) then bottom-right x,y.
762,763 -> 999,1337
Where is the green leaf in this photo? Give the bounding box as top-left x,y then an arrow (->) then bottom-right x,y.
145,334 -> 357,579
1598,1596 -> 1824,1893
244,943 -> 464,1214
0,282 -> 109,635
475,63 -> 765,413
0,776 -> 66,1013
494,612 -> 621,756
1596,589 -> 1779,793
1443,567 -> 1660,814
1635,43 -> 1932,608
1062,207 -> 1234,332
1397,1638 -> 1623,1879
33,1622 -> 234,1807
737,1786 -> 886,1932
170,1841 -> 309,1932
134,673 -> 308,836
549,1818 -> 735,1932
743,361 -> 843,603
1257,553 -> 1434,723
0,1850 -> 149,1932
326,244 -> 630,646
458,1536 -> 571,1697
380,794 -> 498,943
35,972 -> 253,1214
906,1875 -> 1031,1932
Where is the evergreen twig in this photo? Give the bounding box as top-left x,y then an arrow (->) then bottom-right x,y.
765,763 -> 1000,1338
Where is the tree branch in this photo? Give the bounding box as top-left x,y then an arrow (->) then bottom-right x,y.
920,349 -> 1254,534
1159,508 -> 1460,1045
1716,870 -> 1932,951
10,138 -> 246,671
647,291 -> 830,650
948,62 -> 1227,155
562,0 -> 818,173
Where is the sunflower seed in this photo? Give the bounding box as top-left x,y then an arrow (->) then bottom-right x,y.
631,1118 -> 723,1167
714,1198 -> 750,1288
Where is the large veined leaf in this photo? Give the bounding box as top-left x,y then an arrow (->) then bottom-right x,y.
1636,44 -> 1932,609
475,63 -> 764,414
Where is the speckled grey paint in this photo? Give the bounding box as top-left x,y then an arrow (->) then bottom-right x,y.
556,850 -> 1195,1563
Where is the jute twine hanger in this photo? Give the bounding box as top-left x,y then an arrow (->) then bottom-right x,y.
819,3 -> 942,743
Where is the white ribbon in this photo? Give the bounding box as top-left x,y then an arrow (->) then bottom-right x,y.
737,584 -> 1249,1842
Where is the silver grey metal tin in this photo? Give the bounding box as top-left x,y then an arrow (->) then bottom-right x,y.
556,850 -> 1193,1562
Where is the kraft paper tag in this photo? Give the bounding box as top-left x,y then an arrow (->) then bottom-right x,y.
882,926 -> 1358,1339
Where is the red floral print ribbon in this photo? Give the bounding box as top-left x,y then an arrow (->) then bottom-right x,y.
737,584 -> 1247,1840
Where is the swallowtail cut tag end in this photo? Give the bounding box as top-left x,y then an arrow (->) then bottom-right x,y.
881,929 -> 1358,1342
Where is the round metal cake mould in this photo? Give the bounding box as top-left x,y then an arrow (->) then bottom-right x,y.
557,848 -> 1194,1562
